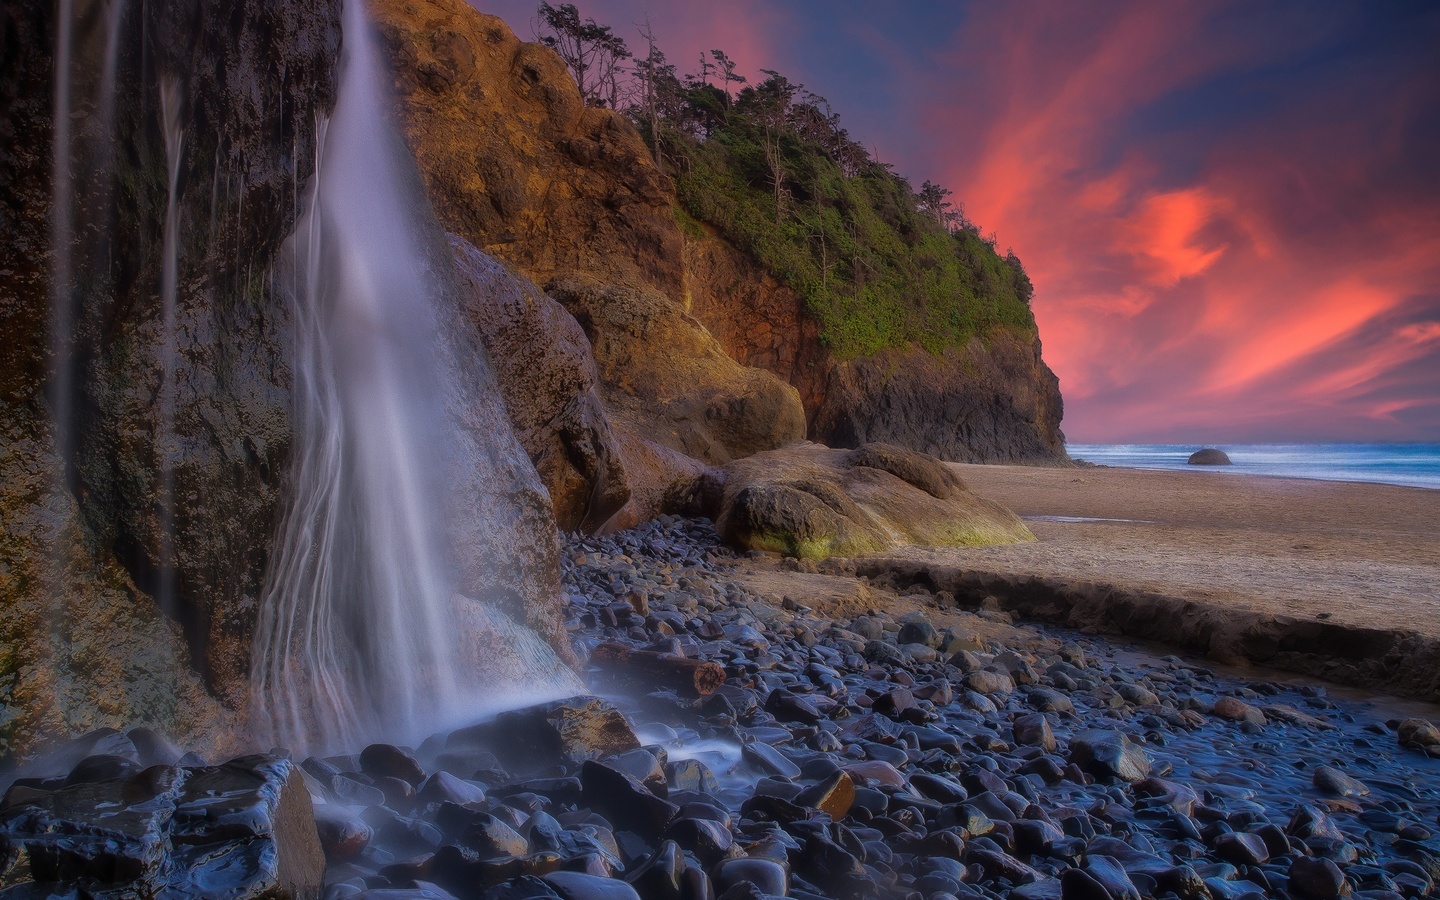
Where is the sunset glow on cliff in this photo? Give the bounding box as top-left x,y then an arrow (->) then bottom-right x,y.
475,0 -> 1440,441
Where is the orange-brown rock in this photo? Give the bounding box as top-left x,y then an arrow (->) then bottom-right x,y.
450,235 -> 629,531
547,277 -> 806,466
371,0 -> 684,297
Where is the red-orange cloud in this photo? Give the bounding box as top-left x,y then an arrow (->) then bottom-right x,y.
898,2 -> 1440,441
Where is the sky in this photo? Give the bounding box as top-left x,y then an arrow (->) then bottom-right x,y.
469,0 -> 1440,443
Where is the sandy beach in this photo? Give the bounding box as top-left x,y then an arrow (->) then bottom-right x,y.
899,463 -> 1440,639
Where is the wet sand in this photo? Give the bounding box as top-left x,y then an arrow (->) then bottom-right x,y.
918,463 -> 1440,640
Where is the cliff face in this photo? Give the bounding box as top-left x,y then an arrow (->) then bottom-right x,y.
374,0 -> 1065,470
684,233 -> 1064,461
371,0 -> 684,297
372,0 -> 807,526
0,0 -> 574,756
0,0 -> 344,755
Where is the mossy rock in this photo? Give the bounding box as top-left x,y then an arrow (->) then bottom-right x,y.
714,443 -> 1032,560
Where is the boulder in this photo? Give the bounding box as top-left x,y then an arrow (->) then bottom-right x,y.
713,443 -> 1033,559
0,754 -> 324,897
1396,717 -> 1440,752
547,278 -> 806,465
450,237 -> 630,531
448,696 -> 640,772
1187,448 -> 1232,465
1068,731 -> 1152,782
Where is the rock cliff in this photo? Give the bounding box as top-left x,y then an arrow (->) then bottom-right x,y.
686,236 -> 1066,463
0,0 -> 574,756
1,0 -> 345,757
373,0 -> 1066,475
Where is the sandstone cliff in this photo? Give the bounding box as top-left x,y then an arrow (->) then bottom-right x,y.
685,234 -> 1066,462
373,0 -> 1065,473
373,0 -> 809,527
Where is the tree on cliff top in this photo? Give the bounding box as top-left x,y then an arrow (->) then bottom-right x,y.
536,2 -> 632,109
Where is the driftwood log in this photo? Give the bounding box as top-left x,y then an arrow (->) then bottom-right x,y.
591,642 -> 727,697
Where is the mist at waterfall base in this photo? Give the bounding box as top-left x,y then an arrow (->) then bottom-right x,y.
248,0 -> 583,755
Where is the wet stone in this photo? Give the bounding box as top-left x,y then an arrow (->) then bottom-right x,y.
794,770 -> 855,819
713,856 -> 788,896
1290,856 -> 1349,899
0,754 -> 323,898
741,742 -> 801,780
1313,765 -> 1370,798
1027,688 -> 1074,714
665,759 -> 719,794
580,760 -> 680,839
1068,731 -> 1152,782
461,813 -> 530,859
1214,831 -> 1270,866
315,807 -> 373,862
1212,697 -> 1267,727
451,697 -> 640,772
964,670 -> 1016,696
1397,718 -> 1440,752
544,869 -> 642,900
361,744 -> 428,786
625,840 -> 685,899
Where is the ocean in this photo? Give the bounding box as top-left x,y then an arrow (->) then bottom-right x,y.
1065,443 -> 1440,491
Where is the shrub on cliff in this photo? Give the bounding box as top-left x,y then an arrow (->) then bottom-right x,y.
670,121 -> 1036,358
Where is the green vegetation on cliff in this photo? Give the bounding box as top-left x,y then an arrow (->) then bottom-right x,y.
537,4 -> 1038,359
671,119 -> 1035,358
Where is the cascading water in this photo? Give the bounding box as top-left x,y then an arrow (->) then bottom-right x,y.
157,76 -> 185,616
48,0 -> 76,464
252,0 -> 582,755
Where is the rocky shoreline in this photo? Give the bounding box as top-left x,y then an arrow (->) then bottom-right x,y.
839,559 -> 1440,705
4,516 -> 1440,898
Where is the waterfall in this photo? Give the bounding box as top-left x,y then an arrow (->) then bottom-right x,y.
251,0 -> 582,755
157,76 -> 184,616
48,0 -> 75,463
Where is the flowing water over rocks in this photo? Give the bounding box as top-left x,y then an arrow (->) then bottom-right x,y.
6,516 -> 1440,898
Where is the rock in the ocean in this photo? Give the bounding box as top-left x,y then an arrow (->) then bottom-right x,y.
1187,448 -> 1232,465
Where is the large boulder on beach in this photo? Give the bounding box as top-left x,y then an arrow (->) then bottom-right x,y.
1188,448 -> 1232,465
713,443 -> 1033,559
450,236 -> 630,532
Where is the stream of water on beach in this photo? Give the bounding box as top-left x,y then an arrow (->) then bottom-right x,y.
1068,443 -> 1440,490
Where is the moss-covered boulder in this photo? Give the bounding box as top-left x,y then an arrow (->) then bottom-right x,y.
714,443 -> 1033,559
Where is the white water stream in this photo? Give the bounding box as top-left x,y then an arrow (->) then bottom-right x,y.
251,0 -> 582,754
